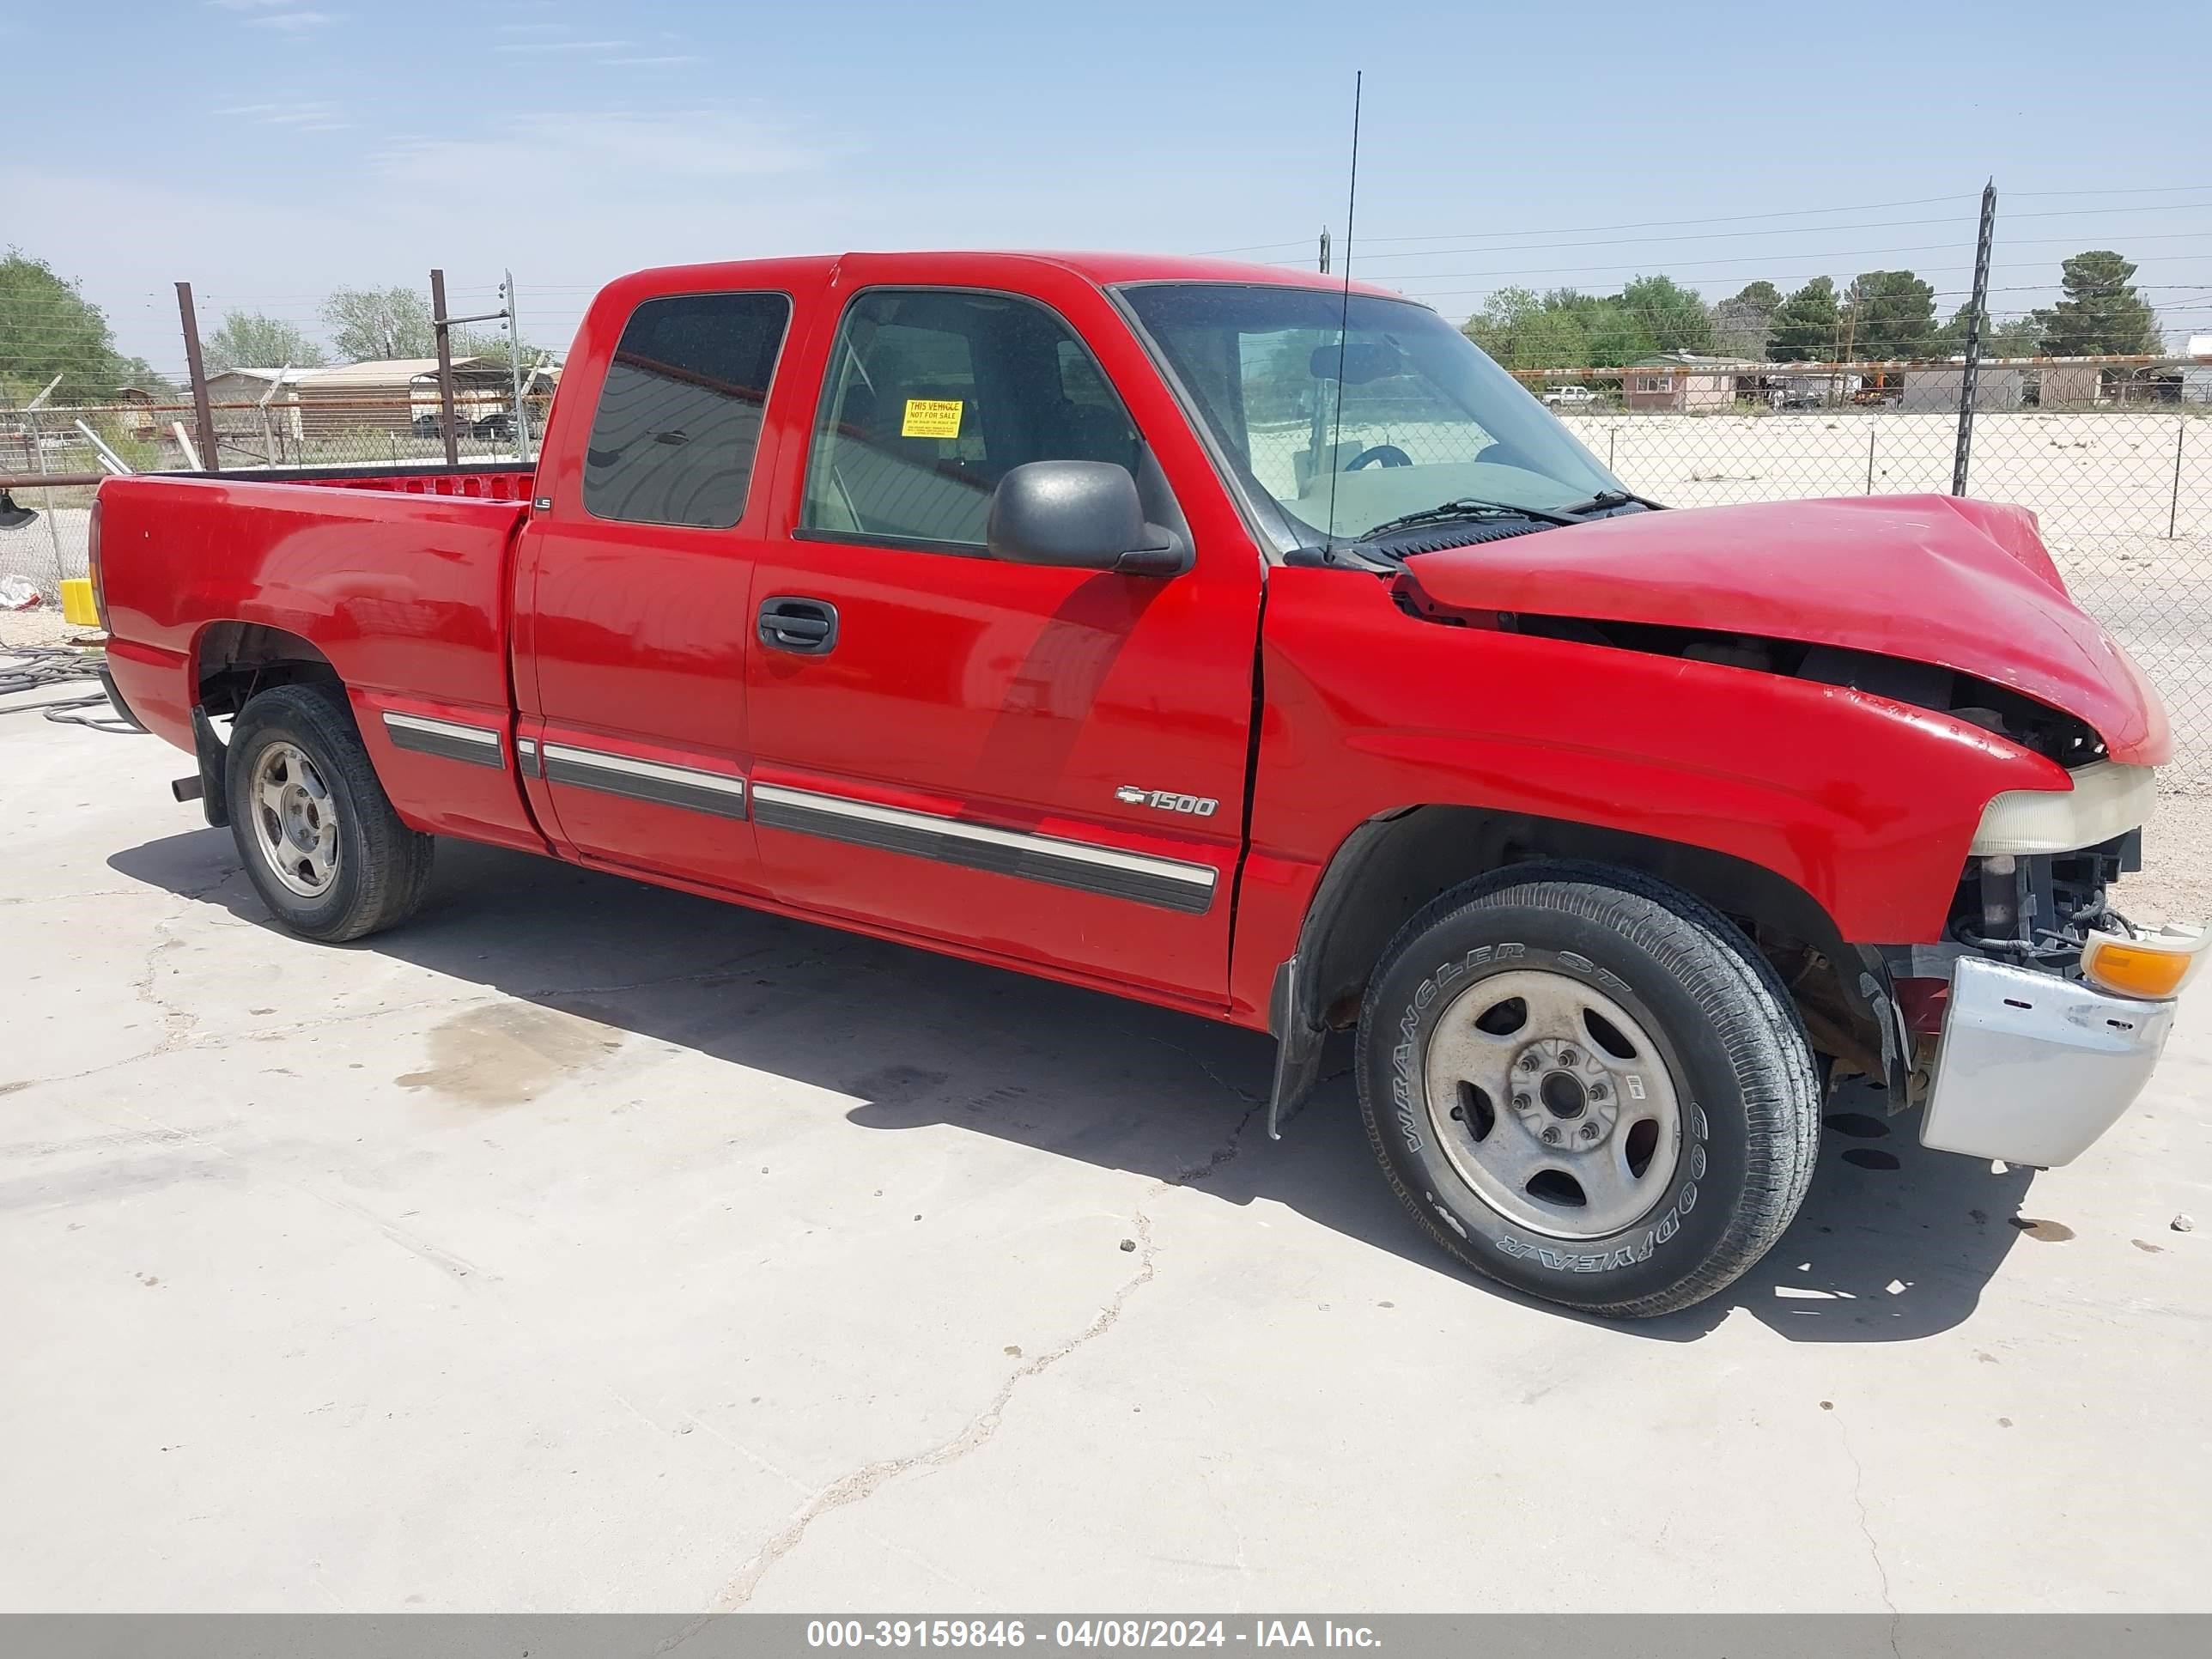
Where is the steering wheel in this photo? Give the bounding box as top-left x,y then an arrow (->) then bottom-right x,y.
1345,444 -> 1413,471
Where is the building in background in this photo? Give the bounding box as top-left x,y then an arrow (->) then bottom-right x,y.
2184,335 -> 2212,406
295,358 -> 510,438
1621,353 -> 1763,412
204,367 -> 325,445
1900,365 -> 2026,411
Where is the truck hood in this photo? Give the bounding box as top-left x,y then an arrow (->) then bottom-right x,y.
1398,494 -> 2168,764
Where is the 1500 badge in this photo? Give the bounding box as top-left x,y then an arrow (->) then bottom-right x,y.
1116,786 -> 1218,817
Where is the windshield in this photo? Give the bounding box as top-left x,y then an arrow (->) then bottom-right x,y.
1119,283 -> 1624,548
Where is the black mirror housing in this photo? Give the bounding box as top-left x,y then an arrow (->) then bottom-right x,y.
985,460 -> 1188,576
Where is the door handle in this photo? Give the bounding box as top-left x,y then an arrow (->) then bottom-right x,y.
757,596 -> 839,655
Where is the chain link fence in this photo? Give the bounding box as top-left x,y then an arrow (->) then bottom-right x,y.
1540,394 -> 2210,792
9,375 -> 2211,789
2,389 -> 540,601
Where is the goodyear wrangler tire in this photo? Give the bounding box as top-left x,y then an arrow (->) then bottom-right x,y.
1355,866 -> 1820,1317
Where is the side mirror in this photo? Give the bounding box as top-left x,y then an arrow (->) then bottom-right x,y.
985,460 -> 1189,576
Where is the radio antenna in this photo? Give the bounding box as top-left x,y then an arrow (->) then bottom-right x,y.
1323,70 -> 1364,547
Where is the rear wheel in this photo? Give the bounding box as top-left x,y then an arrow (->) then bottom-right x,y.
1355,866 -> 1820,1316
226,683 -> 434,942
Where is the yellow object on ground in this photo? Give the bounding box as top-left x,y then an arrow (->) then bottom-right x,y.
59,579 -> 100,627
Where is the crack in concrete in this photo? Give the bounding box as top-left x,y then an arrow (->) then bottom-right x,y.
693,1104 -> 1261,1617
702,1204 -> 1160,1613
1833,1413 -> 1902,1650
0,887 -> 142,908
1138,1031 -> 1265,1105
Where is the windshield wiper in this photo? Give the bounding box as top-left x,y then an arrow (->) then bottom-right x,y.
1554,488 -> 1665,515
1354,496 -> 1578,543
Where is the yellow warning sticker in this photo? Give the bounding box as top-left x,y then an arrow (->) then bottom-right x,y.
900,398 -> 963,439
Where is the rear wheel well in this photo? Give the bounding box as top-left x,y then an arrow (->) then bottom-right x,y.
194,623 -> 342,717
1292,806 -> 1887,1080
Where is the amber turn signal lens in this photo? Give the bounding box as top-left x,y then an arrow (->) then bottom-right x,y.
2081,928 -> 2205,1001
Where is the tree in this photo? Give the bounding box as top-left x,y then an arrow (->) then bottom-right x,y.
1933,304 -> 2043,359
321,285 -> 435,362
204,310 -> 329,374
1711,280 -> 1781,359
0,249 -> 169,402
451,327 -> 554,374
1766,276 -> 1839,362
2032,250 -> 2163,356
1839,269 -> 1936,361
1463,287 -> 1589,369
1616,274 -> 1714,356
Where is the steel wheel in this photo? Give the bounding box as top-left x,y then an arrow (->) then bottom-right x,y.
1422,967 -> 1683,1239
249,740 -> 340,899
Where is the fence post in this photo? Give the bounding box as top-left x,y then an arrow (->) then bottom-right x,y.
1866,420 -> 1877,493
21,374 -> 66,581
1951,179 -> 1997,496
2173,416 -> 2189,540
429,268 -> 459,466
175,282 -> 221,474
502,270 -> 531,462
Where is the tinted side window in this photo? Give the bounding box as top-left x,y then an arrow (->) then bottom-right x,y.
582,292 -> 791,528
802,289 -> 1143,548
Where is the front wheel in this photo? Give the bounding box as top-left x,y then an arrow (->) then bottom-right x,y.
1356,866 -> 1820,1317
226,683 -> 435,942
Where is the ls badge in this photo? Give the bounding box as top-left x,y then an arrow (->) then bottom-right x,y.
1115,786 -> 1218,817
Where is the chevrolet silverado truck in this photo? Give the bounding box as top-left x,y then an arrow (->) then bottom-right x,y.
90,252 -> 2202,1316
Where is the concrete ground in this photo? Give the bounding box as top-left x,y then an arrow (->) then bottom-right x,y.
3,673 -> 2209,1613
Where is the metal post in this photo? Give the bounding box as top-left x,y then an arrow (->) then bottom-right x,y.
2172,416 -> 2188,540
175,282 -> 221,473
429,268 -> 459,466
23,374 -> 65,576
503,270 -> 531,461
255,362 -> 289,471
1867,419 -> 1878,494
1952,179 -> 1998,496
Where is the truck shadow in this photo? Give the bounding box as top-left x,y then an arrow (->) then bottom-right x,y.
112,830 -> 2035,1343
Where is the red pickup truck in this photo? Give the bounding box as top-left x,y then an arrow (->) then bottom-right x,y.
91,251 -> 2200,1317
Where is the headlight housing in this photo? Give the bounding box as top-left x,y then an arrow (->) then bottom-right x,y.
1969,761 -> 2155,856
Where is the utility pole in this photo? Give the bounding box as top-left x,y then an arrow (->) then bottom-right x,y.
1953,179 -> 1998,497
501,270 -> 531,460
1318,228 -> 1331,275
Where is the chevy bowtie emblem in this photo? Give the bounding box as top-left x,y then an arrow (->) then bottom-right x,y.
1115,786 -> 1219,817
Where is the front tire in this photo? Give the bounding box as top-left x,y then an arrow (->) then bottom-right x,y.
226,683 -> 435,942
1355,866 -> 1820,1317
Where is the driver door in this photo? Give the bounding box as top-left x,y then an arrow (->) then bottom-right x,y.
743,271 -> 1261,1005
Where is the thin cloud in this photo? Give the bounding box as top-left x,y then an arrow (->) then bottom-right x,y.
496,38 -> 630,52
216,100 -> 348,126
610,55 -> 702,67
250,9 -> 338,27
374,110 -> 819,187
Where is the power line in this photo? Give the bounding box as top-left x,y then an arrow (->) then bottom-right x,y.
1344,198 -> 2212,267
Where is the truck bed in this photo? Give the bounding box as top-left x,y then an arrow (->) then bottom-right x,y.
97,465 -> 542,848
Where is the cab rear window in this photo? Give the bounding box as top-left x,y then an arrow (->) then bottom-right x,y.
581,292 -> 792,528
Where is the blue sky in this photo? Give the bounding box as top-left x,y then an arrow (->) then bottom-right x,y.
9,0 -> 2209,370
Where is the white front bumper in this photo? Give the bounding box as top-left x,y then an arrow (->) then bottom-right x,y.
1920,955 -> 2177,1169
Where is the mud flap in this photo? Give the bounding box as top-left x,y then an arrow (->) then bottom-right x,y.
1267,955 -> 1327,1139
191,705 -> 229,829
